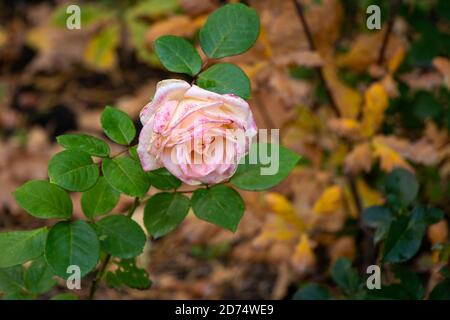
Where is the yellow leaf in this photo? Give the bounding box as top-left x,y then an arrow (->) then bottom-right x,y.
356,178 -> 384,208
323,62 -> 362,119
291,233 -> 316,274
428,220 -> 448,246
84,26 -> 119,71
313,185 -> 342,215
328,118 -> 361,139
253,216 -> 298,248
265,193 -> 306,231
372,137 -> 414,173
360,83 -> 389,137
388,46 -> 405,74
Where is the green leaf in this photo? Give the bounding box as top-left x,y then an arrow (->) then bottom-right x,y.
0,228 -> 47,268
48,150 -> 99,192
81,177 -> 120,218
199,3 -> 260,58
57,134 -> 110,157
95,215 -> 146,259
24,257 -> 57,295
45,221 -> 100,279
385,168 -> 419,209
382,209 -> 427,263
362,206 -> 393,243
106,258 -> 151,290
50,293 -> 79,300
191,185 -> 244,232
144,192 -> 190,238
13,180 -> 72,219
101,106 -> 136,145
154,35 -> 202,76
331,258 -> 360,296
0,266 -> 25,296
147,167 -> 182,190
102,156 -> 150,197
231,143 -> 300,191
197,63 -> 251,99
430,278 -> 450,300
292,283 -> 331,300
129,145 -> 139,160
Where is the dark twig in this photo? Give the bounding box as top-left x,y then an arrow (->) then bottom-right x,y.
377,0 -> 401,65
291,0 -> 341,117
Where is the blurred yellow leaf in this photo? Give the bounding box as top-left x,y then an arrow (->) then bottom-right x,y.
356,178 -> 384,208
428,220 -> 448,246
313,185 -> 342,215
323,62 -> 362,119
388,46 -> 405,74
360,83 -> 389,137
84,26 -> 119,71
372,137 -> 414,173
265,193 -> 306,231
291,233 -> 316,274
328,118 -> 361,139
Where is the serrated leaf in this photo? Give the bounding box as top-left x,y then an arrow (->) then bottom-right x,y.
48,150 -> 99,192
147,167 -> 181,190
57,134 -> 110,157
81,177 -> 120,218
197,63 -> 250,99
101,106 -> 136,145
45,221 -> 100,279
155,35 -> 202,76
102,156 -> 150,197
191,185 -> 244,232
199,3 -> 260,58
0,228 -> 47,268
95,215 -> 146,259
13,180 -> 72,219
231,143 -> 300,191
143,192 -> 190,238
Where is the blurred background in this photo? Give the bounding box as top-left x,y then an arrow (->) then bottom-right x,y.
0,0 -> 449,299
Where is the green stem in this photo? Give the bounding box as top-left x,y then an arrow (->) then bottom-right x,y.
88,197 -> 140,300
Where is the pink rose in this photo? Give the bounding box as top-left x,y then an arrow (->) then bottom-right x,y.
137,79 -> 257,185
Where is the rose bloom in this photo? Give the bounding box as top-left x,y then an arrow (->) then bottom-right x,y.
137,79 -> 257,185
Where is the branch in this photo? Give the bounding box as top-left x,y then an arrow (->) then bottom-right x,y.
291,0 -> 341,117
377,0 -> 401,65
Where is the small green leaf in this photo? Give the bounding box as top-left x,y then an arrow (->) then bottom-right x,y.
0,266 -> 25,296
147,167 -> 182,190
144,192 -> 190,238
231,143 -> 300,191
13,180 -> 72,219
24,257 -> 57,295
81,177 -> 120,218
292,283 -> 331,300
0,228 -> 47,268
57,134 -> 110,157
101,106 -> 136,145
362,206 -> 393,243
191,185 -> 244,232
48,150 -> 99,192
199,3 -> 260,58
95,215 -> 147,259
155,35 -> 202,76
331,258 -> 360,296
383,208 -> 428,263
197,63 -> 250,99
430,278 -> 450,300
385,168 -> 419,209
106,258 -> 151,290
102,156 -> 150,197
45,221 -> 100,279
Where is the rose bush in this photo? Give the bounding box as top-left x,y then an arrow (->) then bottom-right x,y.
137,79 -> 257,185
